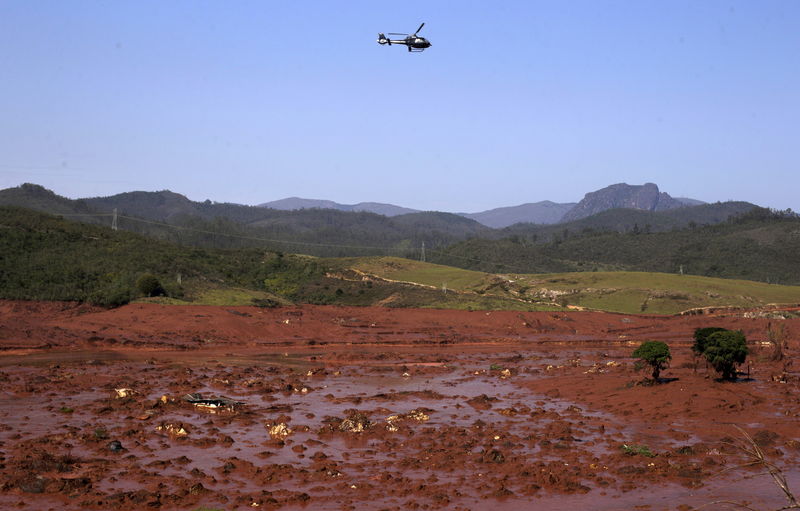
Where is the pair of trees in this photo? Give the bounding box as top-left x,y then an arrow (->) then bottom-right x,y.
692,327 -> 749,380
633,327 -> 748,383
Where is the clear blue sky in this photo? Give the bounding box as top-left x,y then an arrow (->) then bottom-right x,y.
1,1 -> 798,212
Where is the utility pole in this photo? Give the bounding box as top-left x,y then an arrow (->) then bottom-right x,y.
111,208 -> 118,231
420,241 -> 426,263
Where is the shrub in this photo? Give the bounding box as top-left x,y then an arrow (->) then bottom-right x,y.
621,444 -> 656,457
136,273 -> 164,297
88,274 -> 133,307
704,330 -> 748,380
89,282 -> 132,306
252,297 -> 281,308
632,340 -> 671,381
692,327 -> 728,355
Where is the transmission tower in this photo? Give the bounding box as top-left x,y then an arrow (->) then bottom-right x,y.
420,241 -> 426,262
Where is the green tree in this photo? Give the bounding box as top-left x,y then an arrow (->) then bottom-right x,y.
704,330 -> 748,380
692,327 -> 729,355
632,341 -> 671,381
136,273 -> 164,297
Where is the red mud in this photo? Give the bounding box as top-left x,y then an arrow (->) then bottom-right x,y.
1,300 -> 799,510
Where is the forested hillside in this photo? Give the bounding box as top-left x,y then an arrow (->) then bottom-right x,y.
0,206 -> 533,310
1,184 -> 757,260
434,208 -> 800,284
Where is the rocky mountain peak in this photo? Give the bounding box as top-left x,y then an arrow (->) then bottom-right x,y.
561,183 -> 684,222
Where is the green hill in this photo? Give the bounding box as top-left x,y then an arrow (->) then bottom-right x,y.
0,183 -> 103,219
502,201 -> 756,238
0,206 -> 534,311
3,206 -> 800,314
511,271 -> 800,314
341,257 -> 800,315
1,184 -> 491,257
434,208 -> 800,285
0,184 -> 757,261
4,184 -> 798,290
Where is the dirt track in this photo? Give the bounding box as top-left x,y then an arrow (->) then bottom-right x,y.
1,300 -> 799,510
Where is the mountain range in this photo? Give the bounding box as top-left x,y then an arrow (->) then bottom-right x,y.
0,182 -> 718,237
0,181 -> 757,262
260,183 -> 704,227
7,182 -> 800,285
260,197 -> 418,217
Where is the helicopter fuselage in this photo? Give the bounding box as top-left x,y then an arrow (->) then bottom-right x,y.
398,36 -> 430,49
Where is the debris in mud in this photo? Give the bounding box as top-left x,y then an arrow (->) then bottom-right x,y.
267,422 -> 292,439
481,448 -> 506,463
384,409 -> 431,431
106,440 -> 124,452
584,364 -> 605,374
182,392 -> 244,413
326,410 -> 372,433
113,388 -> 134,398
467,394 -> 498,409
155,422 -> 189,437
137,409 -> 157,420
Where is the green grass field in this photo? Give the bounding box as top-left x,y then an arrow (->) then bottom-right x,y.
518,271 -> 800,314
342,257 -> 800,314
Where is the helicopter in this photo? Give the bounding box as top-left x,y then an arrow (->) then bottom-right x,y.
377,23 -> 431,52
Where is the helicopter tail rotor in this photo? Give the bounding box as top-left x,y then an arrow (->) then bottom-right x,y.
377,33 -> 389,45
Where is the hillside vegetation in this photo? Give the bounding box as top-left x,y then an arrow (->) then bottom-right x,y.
3,205 -> 800,315
0,184 -> 491,257
0,207 -> 537,311
435,208 -> 800,285
0,184 -> 756,261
